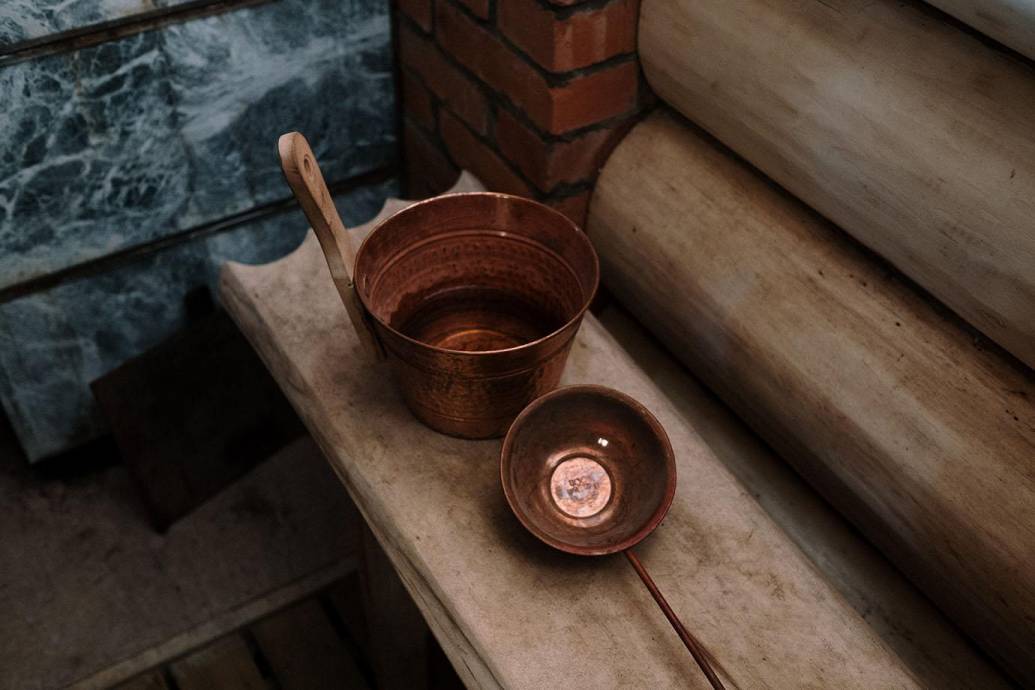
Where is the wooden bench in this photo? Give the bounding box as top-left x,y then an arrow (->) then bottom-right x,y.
220,175 -> 1006,688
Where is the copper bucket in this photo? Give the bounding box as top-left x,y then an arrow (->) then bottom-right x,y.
279,133 -> 599,438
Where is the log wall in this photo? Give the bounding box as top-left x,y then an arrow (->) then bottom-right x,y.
639,0 -> 1035,369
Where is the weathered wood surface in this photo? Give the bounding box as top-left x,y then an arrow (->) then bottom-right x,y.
639,0 -> 1035,370
924,0 -> 1035,60
589,111 -> 1035,685
220,178 -> 1007,689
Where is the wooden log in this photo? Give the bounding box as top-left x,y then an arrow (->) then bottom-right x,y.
639,0 -> 1035,370
588,111 -> 1035,685
924,0 -> 1035,60
221,172 -> 1008,689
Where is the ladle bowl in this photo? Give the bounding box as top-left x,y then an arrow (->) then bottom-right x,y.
500,385 -> 675,556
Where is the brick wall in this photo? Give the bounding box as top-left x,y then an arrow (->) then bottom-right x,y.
395,0 -> 652,227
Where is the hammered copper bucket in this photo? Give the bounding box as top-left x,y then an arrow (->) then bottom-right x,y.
279,132 -> 599,438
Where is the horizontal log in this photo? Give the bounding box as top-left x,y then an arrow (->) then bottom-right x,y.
924,0 -> 1035,60
588,111 -> 1035,685
639,0 -> 1035,370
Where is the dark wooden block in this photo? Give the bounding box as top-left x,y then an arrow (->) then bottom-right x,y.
252,599 -> 368,690
169,635 -> 267,690
326,572 -> 372,661
91,309 -> 304,530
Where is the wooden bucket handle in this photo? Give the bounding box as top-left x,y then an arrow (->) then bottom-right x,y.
278,132 -> 385,360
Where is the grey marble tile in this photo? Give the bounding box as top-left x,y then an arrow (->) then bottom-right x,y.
0,30 -> 190,286
0,177 -> 396,461
0,0 -> 395,288
161,0 -> 395,229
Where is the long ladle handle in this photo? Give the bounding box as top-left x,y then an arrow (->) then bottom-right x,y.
277,132 -> 384,359
625,549 -> 726,690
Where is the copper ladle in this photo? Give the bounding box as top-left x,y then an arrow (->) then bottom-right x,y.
500,385 -> 725,689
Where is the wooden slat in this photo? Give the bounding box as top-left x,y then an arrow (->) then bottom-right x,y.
359,525 -> 429,690
326,572 -> 371,659
639,0 -> 1035,370
114,670 -> 169,690
588,110 -> 1035,686
251,600 -> 368,690
169,635 -> 267,690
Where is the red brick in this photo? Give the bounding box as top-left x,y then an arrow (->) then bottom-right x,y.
499,0 -> 638,73
396,0 -> 432,32
456,0 -> 490,19
439,110 -> 533,197
436,1 -> 639,133
495,108 -> 631,192
545,190 -> 591,227
401,70 -> 435,132
398,23 -> 490,135
404,119 -> 459,198
549,61 -> 639,132
436,2 -> 544,119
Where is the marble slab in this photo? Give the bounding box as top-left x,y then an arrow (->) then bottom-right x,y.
0,0 -> 394,288
0,178 -> 395,461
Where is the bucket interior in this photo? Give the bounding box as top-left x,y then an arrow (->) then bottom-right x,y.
356,195 -> 598,353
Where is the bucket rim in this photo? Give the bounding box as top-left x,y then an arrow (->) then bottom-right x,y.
353,191 -> 600,357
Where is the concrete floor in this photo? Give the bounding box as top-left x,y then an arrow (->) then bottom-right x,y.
0,416 -> 362,690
